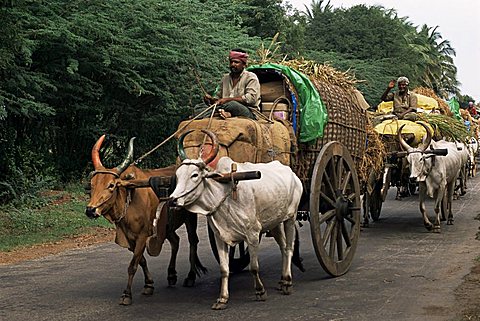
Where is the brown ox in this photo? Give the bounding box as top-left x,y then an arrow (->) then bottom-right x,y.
85,135 -> 206,305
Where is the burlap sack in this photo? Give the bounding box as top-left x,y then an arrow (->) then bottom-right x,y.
176,117 -> 292,167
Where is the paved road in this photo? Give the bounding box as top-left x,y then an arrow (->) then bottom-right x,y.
1,177 -> 479,321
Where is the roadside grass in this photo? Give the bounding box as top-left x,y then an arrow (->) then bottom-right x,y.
0,183 -> 111,252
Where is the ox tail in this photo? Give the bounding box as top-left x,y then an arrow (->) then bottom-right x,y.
193,253 -> 208,276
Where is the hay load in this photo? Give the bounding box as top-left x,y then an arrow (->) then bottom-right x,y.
248,54 -> 383,186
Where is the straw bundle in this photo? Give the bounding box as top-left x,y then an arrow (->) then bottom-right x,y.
417,113 -> 469,142
358,122 -> 386,186
252,34 -> 361,89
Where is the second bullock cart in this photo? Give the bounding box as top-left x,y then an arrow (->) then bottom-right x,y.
176,62 -> 371,276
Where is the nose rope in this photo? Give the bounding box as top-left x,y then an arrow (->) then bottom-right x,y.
90,188 -> 117,210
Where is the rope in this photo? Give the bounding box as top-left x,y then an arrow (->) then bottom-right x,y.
133,104 -> 218,165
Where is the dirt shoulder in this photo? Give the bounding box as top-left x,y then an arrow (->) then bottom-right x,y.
452,262 -> 480,321
0,227 -> 114,265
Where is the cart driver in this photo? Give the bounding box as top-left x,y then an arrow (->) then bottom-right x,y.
380,76 -> 418,121
195,49 -> 260,120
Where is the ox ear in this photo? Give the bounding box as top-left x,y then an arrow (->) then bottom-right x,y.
205,172 -> 222,179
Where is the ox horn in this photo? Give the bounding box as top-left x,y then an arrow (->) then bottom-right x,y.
397,124 -> 413,152
92,135 -> 106,170
200,129 -> 219,165
177,129 -> 195,161
416,121 -> 432,152
115,137 -> 136,174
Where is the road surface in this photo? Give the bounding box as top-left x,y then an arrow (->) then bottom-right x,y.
1,177 -> 479,321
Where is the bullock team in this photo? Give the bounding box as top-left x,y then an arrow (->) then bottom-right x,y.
86,123 -> 477,308
397,122 -> 475,232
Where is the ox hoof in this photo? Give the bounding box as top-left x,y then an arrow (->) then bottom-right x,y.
433,226 -> 441,233
119,293 -> 132,306
183,277 -> 195,287
281,283 -> 293,295
142,284 -> 154,296
447,219 -> 454,225
167,275 -> 177,287
211,299 -> 228,310
424,223 -> 433,231
255,290 -> 267,301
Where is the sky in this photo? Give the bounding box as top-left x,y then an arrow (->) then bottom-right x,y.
286,0 -> 480,101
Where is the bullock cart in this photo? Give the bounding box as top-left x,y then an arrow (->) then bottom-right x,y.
176,62 -> 370,277
362,119 -> 428,224
364,111 -> 470,225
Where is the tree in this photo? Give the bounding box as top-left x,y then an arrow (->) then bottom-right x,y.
405,24 -> 459,98
0,0 -> 262,203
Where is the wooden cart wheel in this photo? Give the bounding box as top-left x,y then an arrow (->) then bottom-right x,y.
207,225 -> 250,273
309,141 -> 361,276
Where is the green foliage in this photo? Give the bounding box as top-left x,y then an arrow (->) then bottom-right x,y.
0,0 -> 261,203
457,94 -> 476,108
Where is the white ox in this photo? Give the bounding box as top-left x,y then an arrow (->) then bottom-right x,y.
454,141 -> 469,198
398,122 -> 463,232
170,130 -> 303,310
466,137 -> 478,177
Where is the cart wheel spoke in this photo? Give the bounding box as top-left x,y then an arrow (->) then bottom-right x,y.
336,223 -> 344,261
323,171 -> 336,198
320,191 -> 336,208
336,157 -> 344,189
323,220 -> 336,247
319,209 -> 336,225
329,222 -> 338,258
341,220 -> 352,247
341,171 -> 352,195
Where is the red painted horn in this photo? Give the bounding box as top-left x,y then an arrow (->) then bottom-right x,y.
92,135 -> 106,170
200,130 -> 219,165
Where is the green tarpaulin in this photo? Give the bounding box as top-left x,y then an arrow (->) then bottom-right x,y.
447,97 -> 462,121
247,63 -> 328,143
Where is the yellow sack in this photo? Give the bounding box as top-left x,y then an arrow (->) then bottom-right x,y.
376,94 -> 439,114
374,119 -> 433,146
417,94 -> 438,111
377,101 -> 393,114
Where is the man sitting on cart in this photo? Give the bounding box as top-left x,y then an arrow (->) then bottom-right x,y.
380,76 -> 418,121
195,49 -> 260,120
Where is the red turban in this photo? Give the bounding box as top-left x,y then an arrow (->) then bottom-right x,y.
229,51 -> 248,64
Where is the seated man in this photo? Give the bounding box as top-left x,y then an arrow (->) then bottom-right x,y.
195,49 -> 260,120
467,101 -> 478,119
381,76 -> 418,121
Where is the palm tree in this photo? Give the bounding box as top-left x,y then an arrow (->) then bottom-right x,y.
405,24 -> 459,97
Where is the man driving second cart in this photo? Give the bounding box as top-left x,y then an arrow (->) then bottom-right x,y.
380,76 -> 418,121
